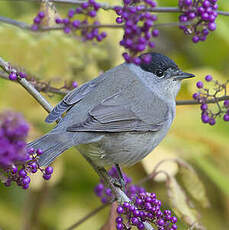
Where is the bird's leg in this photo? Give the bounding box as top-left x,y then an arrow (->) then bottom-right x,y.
115,164 -> 126,192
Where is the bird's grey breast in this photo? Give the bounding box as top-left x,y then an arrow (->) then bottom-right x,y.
77,114 -> 173,167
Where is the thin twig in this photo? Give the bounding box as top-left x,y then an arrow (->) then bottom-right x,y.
0,57 -> 53,113
176,96 -> 229,105
0,70 -> 68,95
66,203 -> 109,230
0,16 -> 30,30
0,15 -> 192,32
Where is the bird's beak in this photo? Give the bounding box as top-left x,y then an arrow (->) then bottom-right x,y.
173,71 -> 195,81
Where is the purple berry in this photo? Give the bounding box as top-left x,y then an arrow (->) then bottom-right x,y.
31,24 -> 38,31
116,223 -> 124,230
116,17 -> 123,24
201,103 -> 208,111
133,57 -> 141,65
19,169 -> 27,178
123,202 -> 130,209
63,18 -> 70,25
22,176 -> 31,185
72,81 -> 78,88
202,114 -> 209,123
75,8 -> 83,14
188,12 -> 196,20
34,16 -> 41,24
28,148 -> 35,155
171,216 -> 177,223
223,114 -> 229,121
43,174 -> 51,180
157,219 -> 164,226
89,10 -> 96,17
23,184 -> 29,190
93,2 -> 101,11
184,0 -> 192,6
72,20 -> 80,28
100,32 -> 107,38
55,18 -> 62,24
208,22 -> 216,31
142,54 -> 152,64
192,36 -> 200,43
224,100 -> 229,108
116,217 -> 123,224
38,11 -> 45,18
117,206 -> 124,214
19,72 -> 27,78
192,93 -> 199,100
68,9 -> 75,18
137,222 -> 144,230
202,29 -> 209,36
31,168 -> 37,173
36,148 -> 43,155
152,29 -> 159,37
196,81 -> 204,88
81,2 -> 89,9
209,117 -> 216,126
64,27 -> 71,34
205,75 -> 212,81
9,72 -> 17,80
45,166 -> 53,175
131,217 -> 139,225
203,0 -> 211,8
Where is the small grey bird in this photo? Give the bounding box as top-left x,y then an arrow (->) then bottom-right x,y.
28,52 -> 194,170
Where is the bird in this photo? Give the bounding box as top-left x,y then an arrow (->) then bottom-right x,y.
28,52 -> 194,177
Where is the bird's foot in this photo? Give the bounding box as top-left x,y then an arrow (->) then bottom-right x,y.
113,164 -> 126,192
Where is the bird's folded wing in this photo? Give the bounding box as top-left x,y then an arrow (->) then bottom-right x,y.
45,79 -> 99,123
66,92 -> 169,133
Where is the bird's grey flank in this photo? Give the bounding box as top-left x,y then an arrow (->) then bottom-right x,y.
27,52 -> 195,169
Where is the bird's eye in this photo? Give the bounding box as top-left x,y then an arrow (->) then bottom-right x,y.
155,70 -> 164,77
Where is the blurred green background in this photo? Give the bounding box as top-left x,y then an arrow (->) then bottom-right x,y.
0,0 -> 229,229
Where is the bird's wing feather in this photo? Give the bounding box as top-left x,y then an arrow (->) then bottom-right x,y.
67,91 -> 169,133
45,78 -> 101,123
45,64 -> 132,124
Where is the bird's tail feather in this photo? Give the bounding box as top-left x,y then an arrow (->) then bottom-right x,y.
27,133 -> 73,166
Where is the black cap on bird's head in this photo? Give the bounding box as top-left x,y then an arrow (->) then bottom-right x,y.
139,52 -> 195,80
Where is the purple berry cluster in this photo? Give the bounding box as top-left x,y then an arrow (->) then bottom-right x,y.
94,167 -> 177,230
55,0 -> 107,41
193,75 -> 229,125
178,0 -> 218,43
31,11 -> 45,31
8,71 -> 27,81
115,0 -> 159,64
0,111 -> 29,168
0,111 -> 53,189
116,193 -> 177,230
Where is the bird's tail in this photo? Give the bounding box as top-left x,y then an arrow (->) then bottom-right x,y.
27,132 -> 73,166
